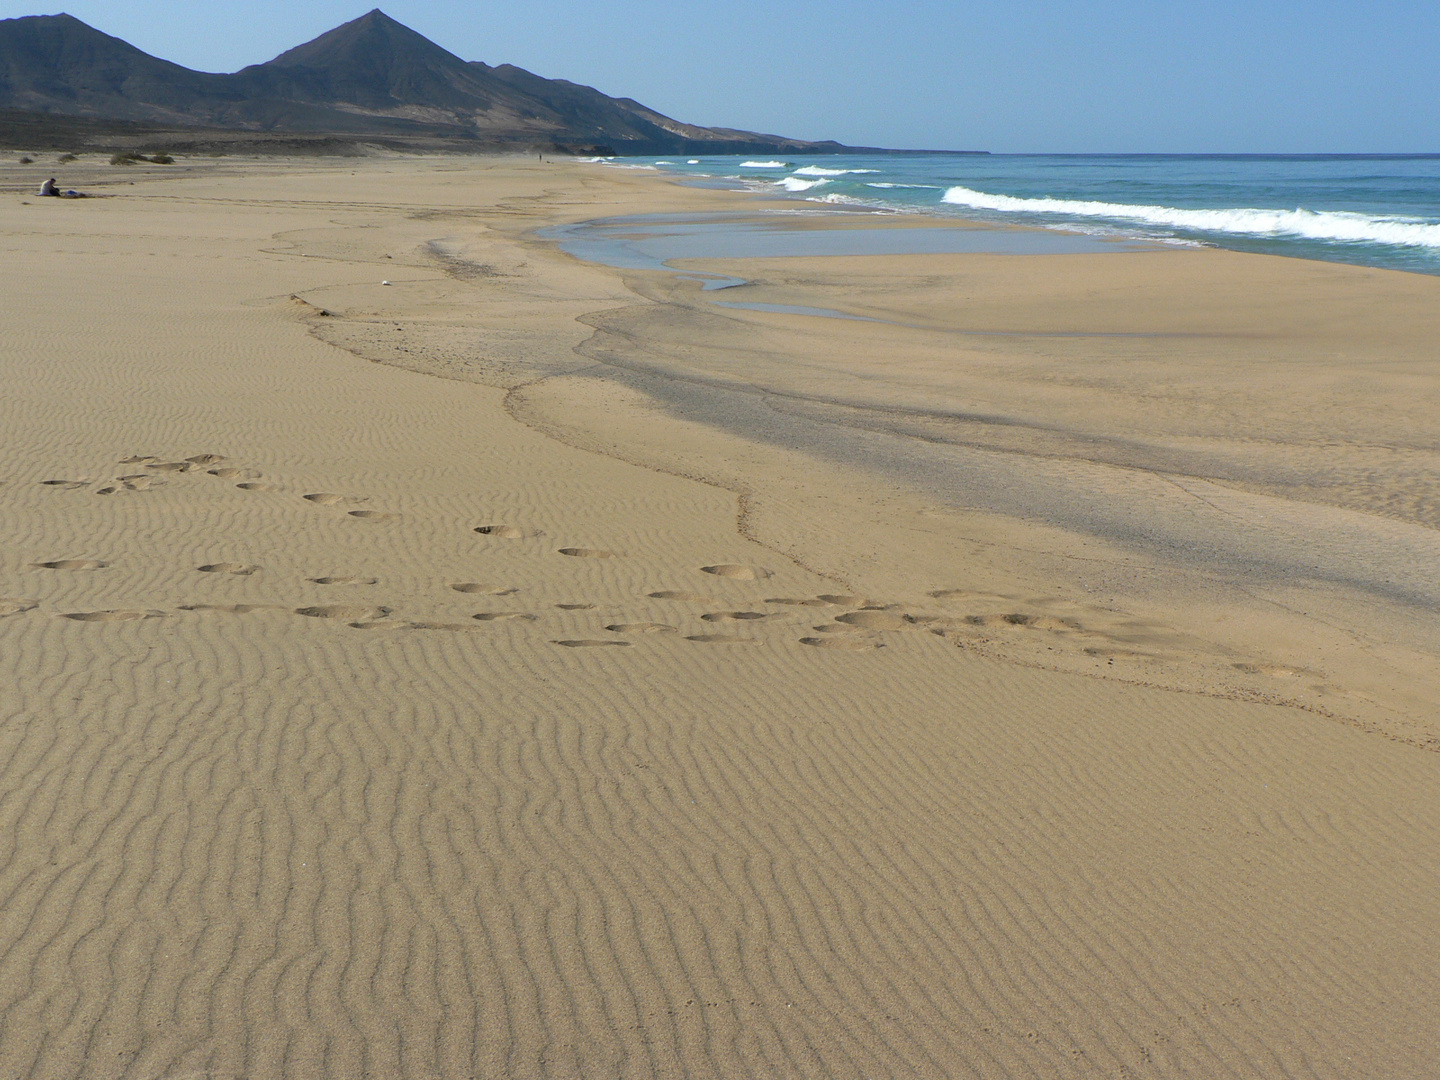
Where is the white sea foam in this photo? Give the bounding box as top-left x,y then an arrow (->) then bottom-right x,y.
780,176 -> 829,192
807,193 -> 889,208
655,160 -> 673,165
867,182 -> 943,189
687,159 -> 700,164
792,166 -> 880,176
740,160 -> 789,168
941,186 -> 1440,249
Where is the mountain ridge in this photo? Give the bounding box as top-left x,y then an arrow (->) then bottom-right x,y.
0,10 -> 854,154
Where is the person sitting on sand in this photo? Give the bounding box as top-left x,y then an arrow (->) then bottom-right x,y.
38,177 -> 59,197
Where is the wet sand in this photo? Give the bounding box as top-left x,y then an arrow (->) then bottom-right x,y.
0,153 -> 1437,1078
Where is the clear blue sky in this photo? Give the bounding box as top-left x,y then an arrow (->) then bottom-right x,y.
4,1 -> 1438,152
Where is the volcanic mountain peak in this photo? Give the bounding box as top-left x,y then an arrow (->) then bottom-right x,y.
261,9 -> 462,73
0,10 -> 851,154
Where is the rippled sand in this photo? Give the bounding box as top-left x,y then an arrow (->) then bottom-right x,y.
0,154 -> 1437,1078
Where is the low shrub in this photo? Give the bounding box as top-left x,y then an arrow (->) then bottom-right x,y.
110,150 -> 175,165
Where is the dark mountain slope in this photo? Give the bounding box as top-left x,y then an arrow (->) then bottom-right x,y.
239,11 -> 535,116
0,13 -> 239,122
0,9 -> 848,153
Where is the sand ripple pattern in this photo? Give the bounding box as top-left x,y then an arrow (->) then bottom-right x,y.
0,159 -> 1435,1080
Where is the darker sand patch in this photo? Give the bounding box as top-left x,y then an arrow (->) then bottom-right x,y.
801,636 -> 884,651
61,610 -> 162,622
296,604 -> 391,621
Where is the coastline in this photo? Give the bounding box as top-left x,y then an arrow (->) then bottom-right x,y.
1,152 -> 1437,1078
340,158 -> 1440,743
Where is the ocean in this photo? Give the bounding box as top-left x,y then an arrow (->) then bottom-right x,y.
613,154 -> 1440,275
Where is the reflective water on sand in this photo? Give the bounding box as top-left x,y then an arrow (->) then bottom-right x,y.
541,213 -> 1148,290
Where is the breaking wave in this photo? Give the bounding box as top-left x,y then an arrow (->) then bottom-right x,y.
740,160 -> 788,168
792,166 -> 880,176
780,176 -> 828,192
940,186 -> 1440,249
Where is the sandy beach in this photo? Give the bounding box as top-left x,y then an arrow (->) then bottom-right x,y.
1,154 -> 1437,1078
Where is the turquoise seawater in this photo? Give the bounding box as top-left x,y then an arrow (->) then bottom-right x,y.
616,154 -> 1440,275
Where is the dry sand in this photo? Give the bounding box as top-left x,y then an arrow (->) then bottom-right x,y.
0,154 -> 1437,1078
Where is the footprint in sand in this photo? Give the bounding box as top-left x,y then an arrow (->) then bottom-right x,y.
836,610 -> 912,631
303,492 -> 349,506
558,548 -> 615,558
801,636 -> 884,651
407,621 -> 482,632
767,597 -> 834,607
187,454 -> 226,466
700,564 -> 771,580
198,562 -> 259,575
313,575 -> 380,586
606,623 -> 676,634
1233,661 -> 1313,679
34,559 -> 107,570
295,604 -> 391,621
116,475 -> 156,491
348,510 -> 399,522
556,602 -> 595,610
181,603 -> 275,615
39,480 -> 88,489
119,455 -> 159,465
472,612 -> 537,622
61,610 -> 163,622
147,461 -> 194,474
209,467 -> 245,479
966,613 -> 1080,631
474,525 -> 531,538
810,623 -> 866,634
648,590 -> 715,603
0,599 -> 39,618
237,482 -> 275,492
685,633 -> 759,644
701,611 -> 769,622
553,639 -> 630,648
817,594 -> 875,607
451,582 -> 517,595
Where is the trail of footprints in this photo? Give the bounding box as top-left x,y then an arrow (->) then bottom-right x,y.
24,451 -> 1280,672
24,451 -> 921,650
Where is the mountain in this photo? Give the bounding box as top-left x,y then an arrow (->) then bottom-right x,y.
0,10 -> 848,154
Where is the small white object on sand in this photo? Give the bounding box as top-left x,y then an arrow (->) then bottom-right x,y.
381,280 -> 391,286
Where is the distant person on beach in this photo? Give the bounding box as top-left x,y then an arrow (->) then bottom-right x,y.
38,177 -> 58,196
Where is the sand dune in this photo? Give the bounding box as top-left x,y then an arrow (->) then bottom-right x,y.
0,155 -> 1437,1078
